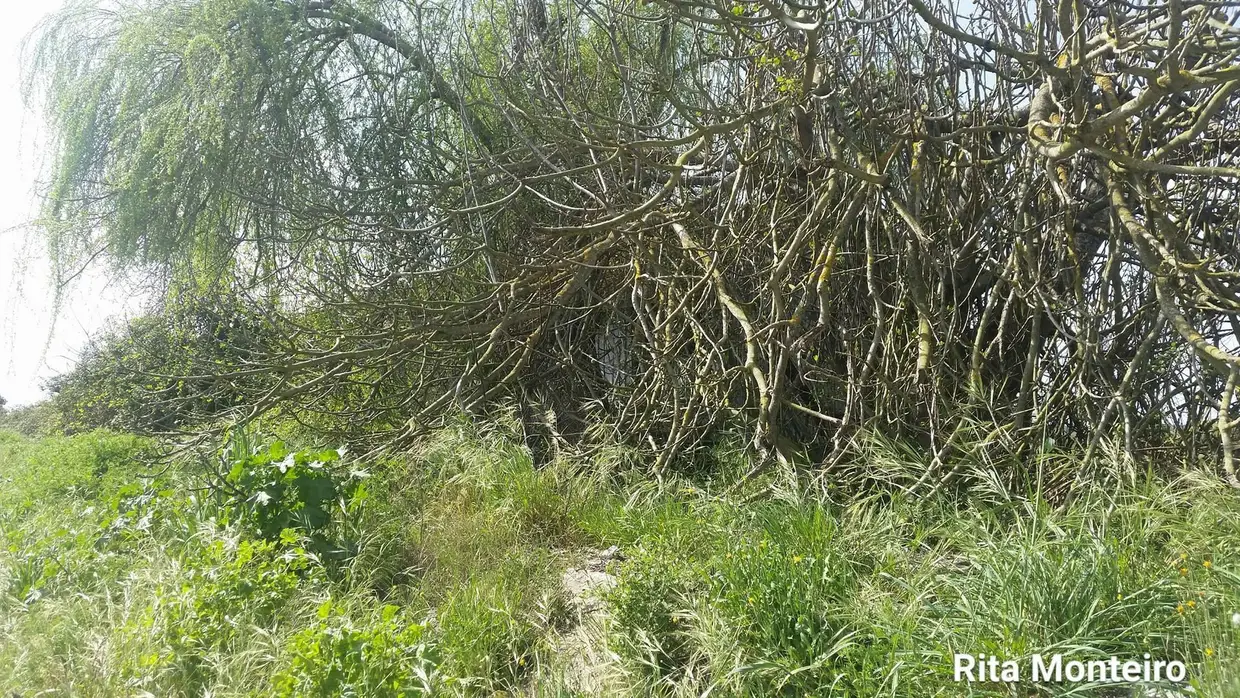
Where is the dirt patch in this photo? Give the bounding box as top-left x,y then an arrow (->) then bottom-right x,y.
552,545 -> 624,693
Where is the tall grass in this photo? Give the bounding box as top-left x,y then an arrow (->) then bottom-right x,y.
1,424 -> 1238,696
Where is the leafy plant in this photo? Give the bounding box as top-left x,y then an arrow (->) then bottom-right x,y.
133,537 -> 314,690
223,440 -> 367,559
274,602 -> 441,697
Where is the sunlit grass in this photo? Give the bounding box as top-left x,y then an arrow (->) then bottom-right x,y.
1,424 -> 1238,696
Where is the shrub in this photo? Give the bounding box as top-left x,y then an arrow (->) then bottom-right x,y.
223,440 -> 367,559
43,296 -> 283,434
0,401 -> 62,437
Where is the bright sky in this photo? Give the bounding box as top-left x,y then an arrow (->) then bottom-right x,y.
0,0 -> 145,407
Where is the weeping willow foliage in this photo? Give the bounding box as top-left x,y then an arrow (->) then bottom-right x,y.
28,0 -> 1240,490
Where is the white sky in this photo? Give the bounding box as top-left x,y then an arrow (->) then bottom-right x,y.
0,0 -> 144,407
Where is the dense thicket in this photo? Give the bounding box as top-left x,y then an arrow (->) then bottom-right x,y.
29,0 -> 1240,487
43,296 -> 285,433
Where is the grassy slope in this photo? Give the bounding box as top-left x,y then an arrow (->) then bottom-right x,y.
0,425 -> 1238,696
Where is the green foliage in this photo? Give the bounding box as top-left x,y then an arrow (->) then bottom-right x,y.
130,537 -> 318,692
274,602 -> 441,697
343,424 -> 580,692
0,425 -> 577,695
608,547 -> 697,674
0,430 -> 333,696
3,426 -> 1240,696
709,511 -> 857,677
0,432 -> 156,611
223,440 -> 367,559
0,400 -> 63,437
436,577 -> 544,691
0,429 -> 151,514
45,295 -> 282,434
596,482 -> 1240,696
24,0 -> 1240,492
34,0 -> 300,271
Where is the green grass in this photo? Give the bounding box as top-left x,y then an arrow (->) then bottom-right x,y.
1,424 -> 1239,696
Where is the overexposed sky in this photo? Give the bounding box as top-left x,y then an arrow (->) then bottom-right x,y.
0,0 -> 144,407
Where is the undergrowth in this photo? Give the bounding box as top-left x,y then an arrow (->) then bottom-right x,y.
0,424 -> 1238,696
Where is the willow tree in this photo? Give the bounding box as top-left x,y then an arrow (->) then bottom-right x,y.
30,0 -> 1240,490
